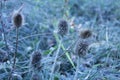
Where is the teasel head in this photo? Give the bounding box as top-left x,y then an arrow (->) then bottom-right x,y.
30,51 -> 42,70
80,29 -> 92,39
74,39 -> 89,57
58,19 -> 68,37
12,11 -> 24,28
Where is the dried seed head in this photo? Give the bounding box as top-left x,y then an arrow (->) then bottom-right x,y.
59,61 -> 73,73
31,73 -> 40,80
0,49 -> 9,63
80,29 -> 92,39
30,51 -> 41,70
74,39 -> 89,57
12,11 -> 24,28
58,19 -> 68,37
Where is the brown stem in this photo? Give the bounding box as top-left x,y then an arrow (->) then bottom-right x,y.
9,28 -> 19,80
13,27 -> 18,70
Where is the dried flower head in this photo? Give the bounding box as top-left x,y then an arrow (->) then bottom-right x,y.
0,49 -> 9,62
30,51 -> 41,70
74,39 -> 89,57
12,11 -> 24,28
58,19 -> 68,37
59,61 -> 73,73
80,29 -> 92,39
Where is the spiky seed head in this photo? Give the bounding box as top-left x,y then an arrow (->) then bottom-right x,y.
30,51 -> 41,70
31,73 -> 40,80
12,11 -> 24,28
60,61 -> 73,72
58,19 -> 68,37
74,39 -> 89,57
80,29 -> 92,39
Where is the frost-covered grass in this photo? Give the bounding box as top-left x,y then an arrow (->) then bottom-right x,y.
0,0 -> 120,80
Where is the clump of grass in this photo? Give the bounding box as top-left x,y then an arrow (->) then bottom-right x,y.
11,73 -> 22,80
31,72 -> 40,80
0,49 -> 9,63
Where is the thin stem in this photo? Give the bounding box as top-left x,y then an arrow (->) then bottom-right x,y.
74,56 -> 80,80
13,28 -> 19,69
105,26 -> 109,43
50,38 -> 62,80
18,33 -> 52,41
64,0 -> 69,19
9,28 -> 19,80
54,33 -> 75,68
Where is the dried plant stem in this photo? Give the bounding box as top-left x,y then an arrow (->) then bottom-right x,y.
64,0 -> 69,19
50,39 -> 62,80
18,33 -> 52,41
9,28 -> 19,80
13,28 -> 19,70
58,39 -> 78,59
74,56 -> 80,80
